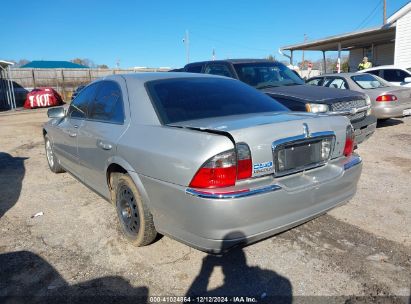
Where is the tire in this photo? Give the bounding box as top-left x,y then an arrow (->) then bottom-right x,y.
44,134 -> 65,173
114,174 -> 157,246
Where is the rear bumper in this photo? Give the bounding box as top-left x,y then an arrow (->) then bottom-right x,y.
352,115 -> 377,145
141,155 -> 362,253
372,103 -> 411,119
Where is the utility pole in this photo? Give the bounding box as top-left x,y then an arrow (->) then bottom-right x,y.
383,0 -> 387,24
301,34 -> 307,69
182,30 -> 190,64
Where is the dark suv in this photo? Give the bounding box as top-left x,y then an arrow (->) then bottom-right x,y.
179,59 -> 377,145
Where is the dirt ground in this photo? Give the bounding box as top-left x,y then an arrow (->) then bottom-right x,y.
0,109 -> 410,303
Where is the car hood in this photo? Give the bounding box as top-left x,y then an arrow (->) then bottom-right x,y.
262,84 -> 365,103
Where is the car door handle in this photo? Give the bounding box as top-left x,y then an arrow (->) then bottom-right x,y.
97,140 -> 112,150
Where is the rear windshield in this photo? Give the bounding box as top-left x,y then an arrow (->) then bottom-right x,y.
146,77 -> 288,124
351,74 -> 387,89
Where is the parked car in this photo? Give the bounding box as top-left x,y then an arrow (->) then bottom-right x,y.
43,73 -> 362,253
178,59 -> 376,145
0,80 -> 28,109
360,65 -> 411,87
71,85 -> 85,101
306,73 -> 411,119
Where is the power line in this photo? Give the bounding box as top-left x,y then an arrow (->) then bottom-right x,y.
355,0 -> 383,30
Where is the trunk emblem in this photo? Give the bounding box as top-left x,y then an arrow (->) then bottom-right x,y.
303,123 -> 310,138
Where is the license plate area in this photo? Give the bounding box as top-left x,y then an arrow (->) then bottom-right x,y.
273,135 -> 335,177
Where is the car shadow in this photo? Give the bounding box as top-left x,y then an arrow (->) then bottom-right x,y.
376,118 -> 404,128
0,152 -> 27,219
186,232 -> 293,303
0,250 -> 149,303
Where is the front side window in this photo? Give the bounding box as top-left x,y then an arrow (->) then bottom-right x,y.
204,64 -> 233,78
88,81 -> 124,124
306,78 -> 324,86
324,78 -> 349,89
234,62 -> 304,88
366,70 -> 381,77
186,65 -> 203,73
146,77 -> 288,124
69,83 -> 98,119
351,74 -> 387,89
383,69 -> 408,82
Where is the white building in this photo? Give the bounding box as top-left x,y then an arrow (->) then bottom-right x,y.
280,2 -> 411,72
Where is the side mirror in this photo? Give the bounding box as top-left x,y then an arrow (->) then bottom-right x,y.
403,77 -> 411,83
47,106 -> 65,118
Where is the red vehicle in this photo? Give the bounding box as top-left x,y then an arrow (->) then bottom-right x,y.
24,87 -> 63,109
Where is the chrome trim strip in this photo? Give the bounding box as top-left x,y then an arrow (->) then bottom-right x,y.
327,105 -> 370,116
344,156 -> 362,170
271,131 -> 336,177
186,184 -> 282,199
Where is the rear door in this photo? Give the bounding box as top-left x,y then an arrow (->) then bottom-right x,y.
77,79 -> 129,198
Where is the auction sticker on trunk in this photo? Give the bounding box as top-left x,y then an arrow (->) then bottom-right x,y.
403,109 -> 411,116
253,161 -> 273,174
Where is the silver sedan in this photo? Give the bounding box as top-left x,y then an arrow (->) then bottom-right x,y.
43,73 -> 362,253
306,73 -> 411,119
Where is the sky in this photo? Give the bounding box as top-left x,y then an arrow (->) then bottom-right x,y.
1,0 -> 409,68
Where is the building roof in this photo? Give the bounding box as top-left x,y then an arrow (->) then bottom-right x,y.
0,60 -> 14,69
280,2 -> 411,52
387,2 -> 411,23
280,26 -> 395,52
20,60 -> 89,69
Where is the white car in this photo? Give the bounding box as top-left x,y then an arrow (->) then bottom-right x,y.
360,65 -> 411,88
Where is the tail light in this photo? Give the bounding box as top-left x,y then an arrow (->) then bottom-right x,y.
343,125 -> 355,157
376,94 -> 397,102
236,143 -> 252,180
189,144 -> 252,189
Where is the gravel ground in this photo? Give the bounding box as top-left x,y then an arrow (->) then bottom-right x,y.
0,109 -> 410,303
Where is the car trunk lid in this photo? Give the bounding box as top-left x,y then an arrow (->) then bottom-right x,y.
169,112 -> 349,178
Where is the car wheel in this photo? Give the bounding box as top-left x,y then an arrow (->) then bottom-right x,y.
114,174 -> 157,246
44,134 -> 65,173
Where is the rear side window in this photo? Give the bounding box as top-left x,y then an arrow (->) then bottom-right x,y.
146,77 -> 288,124
88,81 -> 124,124
69,83 -> 98,119
383,69 -> 408,82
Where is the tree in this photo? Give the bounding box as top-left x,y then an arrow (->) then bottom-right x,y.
97,64 -> 109,69
266,54 -> 275,61
70,58 -> 95,68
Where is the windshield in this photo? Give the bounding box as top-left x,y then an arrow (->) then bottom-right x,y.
146,77 -> 288,124
233,62 -> 304,89
351,74 -> 388,89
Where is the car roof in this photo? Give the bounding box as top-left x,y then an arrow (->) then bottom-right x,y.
101,72 -> 227,84
185,59 -> 278,65
362,65 -> 410,71
312,72 -> 361,78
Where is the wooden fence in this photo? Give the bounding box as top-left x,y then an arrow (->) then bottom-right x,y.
9,68 -> 170,102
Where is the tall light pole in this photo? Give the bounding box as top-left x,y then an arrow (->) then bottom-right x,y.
383,0 -> 387,24
182,30 -> 190,64
301,34 -> 307,69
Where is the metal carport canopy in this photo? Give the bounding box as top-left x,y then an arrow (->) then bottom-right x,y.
280,25 -> 395,52
0,60 -> 17,110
